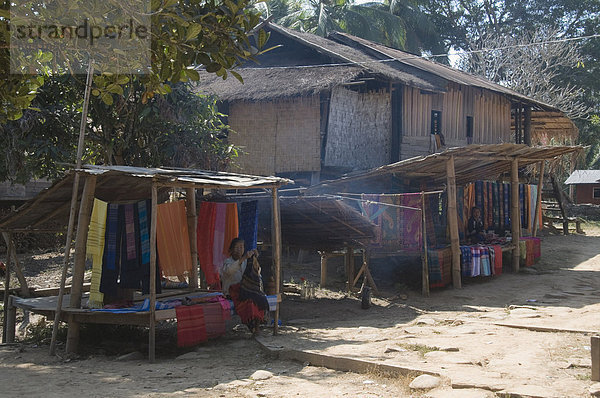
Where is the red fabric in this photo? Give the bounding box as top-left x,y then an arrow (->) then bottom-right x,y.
203,302 -> 226,339
521,237 -> 541,259
176,304 -> 207,347
429,248 -> 453,289
229,283 -> 265,325
157,200 -> 192,276
197,202 -> 219,286
492,245 -> 503,275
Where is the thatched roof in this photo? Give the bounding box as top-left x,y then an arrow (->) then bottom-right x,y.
310,143 -> 584,191
196,65 -> 363,101
0,165 -> 290,233
194,23 -> 561,112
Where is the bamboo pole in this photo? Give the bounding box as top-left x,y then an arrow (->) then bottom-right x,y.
346,245 -> 354,291
533,161 -> 545,237
446,156 -> 462,289
149,183 -> 158,362
421,193 -> 430,297
524,107 -> 532,146
271,187 -> 282,335
185,187 -> 198,289
50,61 -> 94,356
65,174 -> 96,354
511,159 -> 521,272
2,233 -> 12,343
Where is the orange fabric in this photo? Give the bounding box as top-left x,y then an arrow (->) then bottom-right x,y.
157,200 -> 192,277
222,203 -> 239,256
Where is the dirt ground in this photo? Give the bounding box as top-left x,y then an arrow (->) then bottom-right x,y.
1,224 -> 600,397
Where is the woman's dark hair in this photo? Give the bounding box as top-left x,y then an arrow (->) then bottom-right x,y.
228,237 -> 245,253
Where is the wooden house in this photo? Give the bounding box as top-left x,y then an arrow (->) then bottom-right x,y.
565,170 -> 600,205
196,23 -> 576,183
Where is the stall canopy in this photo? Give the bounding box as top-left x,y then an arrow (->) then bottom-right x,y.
0,165 -> 290,233
309,143 -> 584,191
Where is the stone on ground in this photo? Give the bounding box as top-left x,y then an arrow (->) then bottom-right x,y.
589,382 -> 600,397
250,370 -> 273,380
409,374 -> 441,389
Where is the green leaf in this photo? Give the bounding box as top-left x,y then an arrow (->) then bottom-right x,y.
106,84 -> 124,95
92,89 -> 101,96
186,68 -> 200,81
230,70 -> 243,83
101,93 -> 114,105
205,62 -> 222,73
186,23 -> 203,41
257,29 -> 269,49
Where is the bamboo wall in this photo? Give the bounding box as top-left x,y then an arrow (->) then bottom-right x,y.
400,84 -> 512,159
324,86 -> 391,170
228,96 -> 321,175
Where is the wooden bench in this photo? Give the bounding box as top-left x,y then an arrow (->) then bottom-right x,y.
542,215 -> 585,235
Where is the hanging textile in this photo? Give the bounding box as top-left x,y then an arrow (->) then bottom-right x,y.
504,183 -> 510,228
498,183 -> 504,230
475,181 -> 484,217
238,201 -> 259,251
212,203 -> 227,275
203,302 -> 227,339
360,194 -> 384,246
470,246 -> 481,277
87,199 -> 108,309
157,200 -> 192,277
100,203 -> 120,296
222,203 -> 239,256
197,202 -> 219,286
487,182 -> 493,229
492,182 -> 500,230
399,193 -> 422,252
491,245 -> 503,275
137,200 -> 158,295
119,203 -> 142,290
480,246 -> 491,276
460,246 -> 473,277
457,186 -> 465,240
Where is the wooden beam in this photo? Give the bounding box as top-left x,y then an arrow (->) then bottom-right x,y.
185,187 -> 198,289
524,106 -> 532,146
446,156 -> 461,289
2,233 -> 12,343
5,296 -> 16,343
533,161 -> 545,237
421,193 -> 430,297
345,245 -> 354,291
149,182 -> 158,362
69,175 -> 97,309
2,232 -> 29,297
511,159 -> 521,272
271,187 -> 282,335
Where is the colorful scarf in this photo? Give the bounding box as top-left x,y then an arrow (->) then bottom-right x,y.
87,199 -> 108,308
176,304 -> 207,347
197,202 -> 219,286
238,201 -> 259,251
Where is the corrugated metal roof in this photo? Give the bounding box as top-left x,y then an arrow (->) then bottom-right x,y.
0,165 -> 290,232
565,170 -> 600,185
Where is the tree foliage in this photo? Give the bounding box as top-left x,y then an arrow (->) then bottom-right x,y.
0,76 -> 237,183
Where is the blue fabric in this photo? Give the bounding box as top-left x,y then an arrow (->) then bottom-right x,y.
460,246 -> 472,277
238,201 -> 259,250
138,200 -> 150,264
504,183 -> 511,228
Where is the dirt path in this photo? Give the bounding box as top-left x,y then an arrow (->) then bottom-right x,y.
2,226 -> 599,397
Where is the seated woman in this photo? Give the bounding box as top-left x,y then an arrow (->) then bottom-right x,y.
220,238 -> 269,334
467,206 -> 485,244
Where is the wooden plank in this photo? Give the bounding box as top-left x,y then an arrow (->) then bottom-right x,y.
149,182 -> 158,362
2,235 -> 12,343
511,159 -> 521,272
185,188 -> 198,289
271,187 -> 282,335
446,156 -> 461,289
533,161 -> 545,237
2,232 -> 29,297
5,296 -> 16,343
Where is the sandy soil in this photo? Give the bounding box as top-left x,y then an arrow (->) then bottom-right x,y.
2,224 -> 600,397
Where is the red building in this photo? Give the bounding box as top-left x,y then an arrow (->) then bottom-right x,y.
565,170 -> 600,205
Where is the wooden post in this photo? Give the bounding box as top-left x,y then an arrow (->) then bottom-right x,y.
271,187 -> 282,335
5,295 -> 16,343
65,314 -> 80,354
592,335 -> 600,381
421,193 -> 430,297
2,234 -> 12,343
524,106 -> 532,146
69,174 -> 97,309
511,159 -> 521,272
446,156 -> 461,289
320,253 -> 328,287
2,232 -> 30,297
533,161 -> 545,237
345,245 -> 354,291
185,187 -> 198,289
149,183 -> 158,362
